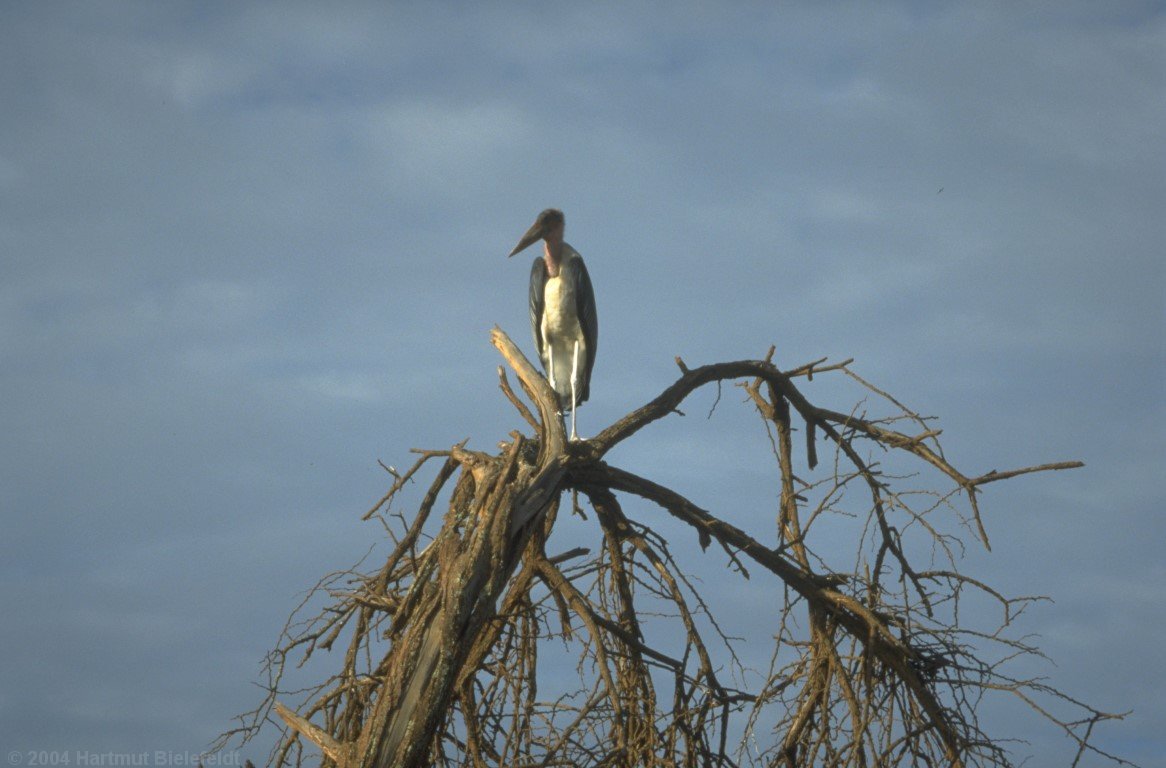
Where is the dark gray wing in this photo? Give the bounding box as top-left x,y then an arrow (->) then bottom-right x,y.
528,257 -> 548,361
571,255 -> 598,404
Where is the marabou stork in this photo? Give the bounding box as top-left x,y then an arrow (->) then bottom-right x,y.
508,208 -> 598,441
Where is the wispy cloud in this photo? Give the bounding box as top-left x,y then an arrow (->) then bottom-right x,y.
1,3 -> 1161,762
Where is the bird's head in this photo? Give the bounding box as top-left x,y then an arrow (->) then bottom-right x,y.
508,208 -> 565,257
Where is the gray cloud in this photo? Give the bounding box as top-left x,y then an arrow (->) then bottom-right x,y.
1,2 -> 1161,764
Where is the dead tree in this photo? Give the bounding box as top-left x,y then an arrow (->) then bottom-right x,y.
219,328 -> 1130,768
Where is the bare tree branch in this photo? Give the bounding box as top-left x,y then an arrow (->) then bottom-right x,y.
216,328 -> 1129,768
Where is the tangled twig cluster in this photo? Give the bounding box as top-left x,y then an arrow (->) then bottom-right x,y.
217,328 -> 1127,768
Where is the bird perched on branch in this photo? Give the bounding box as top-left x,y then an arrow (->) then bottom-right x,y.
508,208 -> 598,440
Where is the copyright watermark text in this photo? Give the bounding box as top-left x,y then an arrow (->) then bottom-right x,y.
8,752 -> 242,768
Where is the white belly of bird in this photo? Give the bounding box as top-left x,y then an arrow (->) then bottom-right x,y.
541,275 -> 587,404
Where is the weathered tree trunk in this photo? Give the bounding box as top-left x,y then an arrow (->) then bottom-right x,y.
336,330 -> 567,768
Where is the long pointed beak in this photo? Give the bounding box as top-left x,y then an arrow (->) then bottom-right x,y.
508,221 -> 544,257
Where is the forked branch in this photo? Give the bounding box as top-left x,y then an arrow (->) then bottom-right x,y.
217,328 -> 1127,768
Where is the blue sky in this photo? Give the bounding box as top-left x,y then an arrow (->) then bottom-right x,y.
1,2 -> 1162,765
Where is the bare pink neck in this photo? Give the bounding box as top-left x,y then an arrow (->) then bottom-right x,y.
543,241 -> 564,277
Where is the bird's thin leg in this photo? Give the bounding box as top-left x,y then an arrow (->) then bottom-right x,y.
569,340 -> 580,441
547,343 -> 557,392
